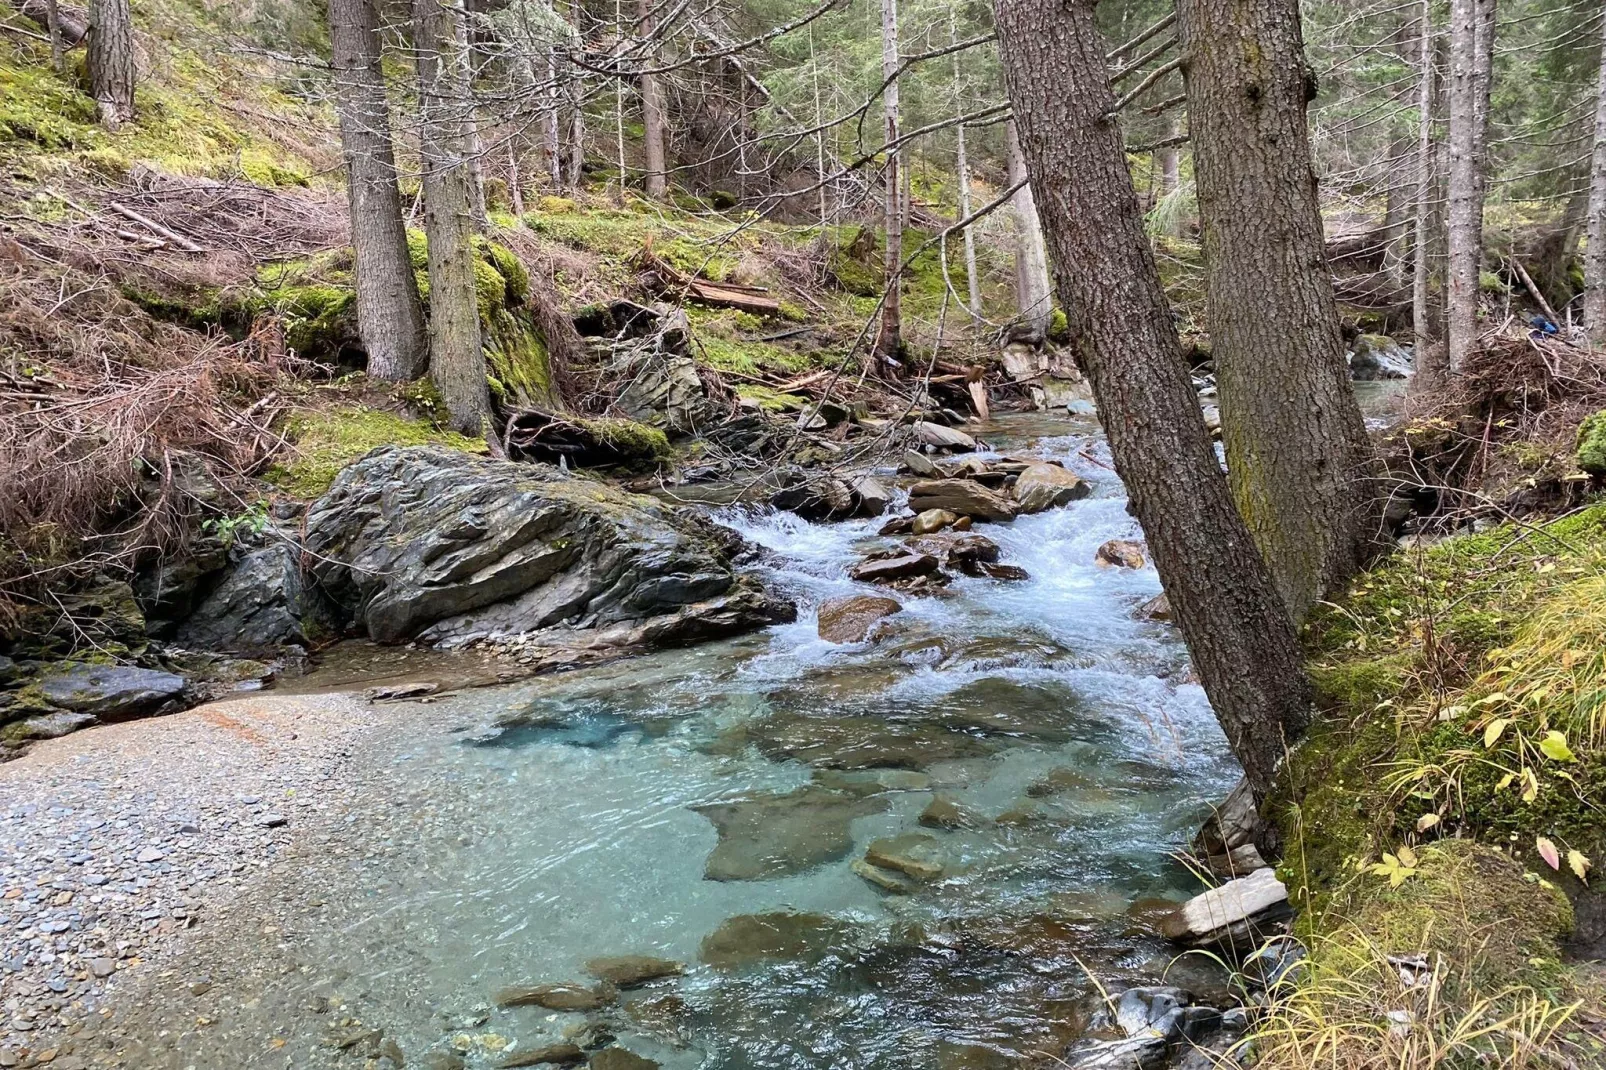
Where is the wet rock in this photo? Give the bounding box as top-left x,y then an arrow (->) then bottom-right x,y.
1060,1035 -> 1167,1070
622,993 -> 688,1044
907,480 -> 1018,523
994,805 -> 1047,826
695,785 -> 887,881
973,562 -> 1030,581
912,509 -> 960,536
1161,868 -> 1292,951
133,538 -> 230,634
919,796 -> 977,830
304,446 -> 792,651
699,911 -> 853,969
911,421 -> 976,452
1026,767 -> 1105,798
499,1042 -> 585,1067
852,858 -> 915,894
878,515 -> 916,536
493,982 -> 615,1011
817,595 -> 903,644
734,713 -> 995,770
1349,334 -> 1412,380
814,768 -> 932,795
910,533 -> 1001,568
0,710 -> 98,742
849,553 -> 941,585
770,477 -> 858,522
864,833 -> 945,881
1013,464 -> 1092,513
1136,593 -> 1171,621
853,477 -> 892,516
588,1047 -> 659,1070
1095,539 -> 1146,569
1115,986 -> 1188,1038
175,544 -> 339,654
584,956 -> 684,987
36,663 -> 186,717
902,450 -> 942,477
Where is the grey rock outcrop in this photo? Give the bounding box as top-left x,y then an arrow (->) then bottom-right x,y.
304,446 -> 793,654
175,544 -> 338,654
36,664 -> 186,718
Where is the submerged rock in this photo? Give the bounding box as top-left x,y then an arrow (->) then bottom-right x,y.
852,858 -> 915,894
492,982 -> 614,1011
499,1042 -> 585,1067
699,911 -> 854,969
864,833 -> 946,881
584,956 -> 684,987
175,544 -> 338,654
919,796 -> 977,830
733,712 -> 995,770
588,1047 -> 659,1070
304,446 -> 793,653
1013,463 -> 1092,514
695,785 -> 888,881
817,594 -> 902,644
36,664 -> 186,718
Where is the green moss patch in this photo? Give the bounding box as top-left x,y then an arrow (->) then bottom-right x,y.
266,406 -> 486,499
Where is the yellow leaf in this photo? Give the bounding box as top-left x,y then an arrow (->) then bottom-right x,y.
1495,772 -> 1515,791
1390,866 -> 1411,887
1522,768 -> 1539,803
1536,837 -> 1560,871
1568,850 -> 1591,883
1416,813 -> 1440,833
1484,718 -> 1511,748
1396,845 -> 1418,868
1538,731 -> 1575,762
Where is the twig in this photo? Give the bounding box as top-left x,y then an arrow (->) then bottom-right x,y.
107,203 -> 206,253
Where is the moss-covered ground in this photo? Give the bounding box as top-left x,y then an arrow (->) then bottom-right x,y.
266,404 -> 487,499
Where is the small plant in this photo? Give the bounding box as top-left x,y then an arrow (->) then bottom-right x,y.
203,501 -> 269,548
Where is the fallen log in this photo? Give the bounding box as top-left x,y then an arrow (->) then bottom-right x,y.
7,0 -> 87,45
504,408 -> 668,469
637,244 -> 783,316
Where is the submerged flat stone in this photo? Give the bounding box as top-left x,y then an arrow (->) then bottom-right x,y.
699,911 -> 854,970
733,713 -> 996,770
695,785 -> 887,881
864,833 -> 945,881
492,981 -> 614,1011
584,955 -> 684,987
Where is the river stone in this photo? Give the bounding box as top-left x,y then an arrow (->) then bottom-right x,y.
879,515 -> 916,536
36,664 -> 186,717
911,509 -> 959,536
1095,539 -> 1146,569
770,477 -> 858,522
919,796 -> 977,830
175,544 -> 339,653
910,533 -> 1001,567
1013,464 -> 1092,514
853,476 -> 891,516
303,446 -> 792,649
499,1042 -> 585,1067
902,450 -> 942,477
907,480 -> 1018,522
588,1049 -> 658,1070
735,713 -> 995,769
973,562 -> 1030,581
864,833 -> 945,881
817,595 -> 902,644
911,421 -> 976,452
585,956 -> 684,987
493,982 -> 615,1011
1,710 -> 98,742
1060,1035 -> 1167,1070
695,785 -> 888,881
849,553 -> 940,584
1137,592 -> 1171,621
1349,333 -> 1412,380
1161,868 -> 1292,950
699,912 -> 854,970
851,858 -> 914,894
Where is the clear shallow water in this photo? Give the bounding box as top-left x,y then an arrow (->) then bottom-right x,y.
133,415 -> 1242,1069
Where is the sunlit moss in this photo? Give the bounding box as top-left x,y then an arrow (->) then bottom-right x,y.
266,405 -> 486,499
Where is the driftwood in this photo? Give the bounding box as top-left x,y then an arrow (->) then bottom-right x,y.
8,0 -> 87,44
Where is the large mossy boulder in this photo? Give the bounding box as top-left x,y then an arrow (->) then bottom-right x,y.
303,446 -> 794,656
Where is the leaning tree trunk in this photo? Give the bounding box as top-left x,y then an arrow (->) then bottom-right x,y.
1006,119 -> 1054,340
1177,0 -> 1379,625
994,0 -> 1312,800
87,0 -> 134,129
330,0 -> 429,382
416,0 -> 492,435
638,0 -> 667,198
871,0 -> 903,374
1585,2 -> 1606,344
1445,0 -> 1494,373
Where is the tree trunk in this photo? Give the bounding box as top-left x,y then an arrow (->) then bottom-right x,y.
955,121 -> 981,321
1177,0 -> 1378,625
1156,117 -> 1181,237
871,0 -> 903,374
638,0 -> 667,198
87,0 -> 134,129
44,0 -> 65,72
1445,0 -> 1494,372
416,0 -> 492,435
330,0 -> 429,383
1585,4 -> 1606,344
1006,119 -> 1054,340
994,0 -> 1311,801
545,44 -> 563,187
458,1 -> 488,226
1412,0 -> 1443,359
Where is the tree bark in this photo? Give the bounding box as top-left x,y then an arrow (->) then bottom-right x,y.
87,0 -> 134,129
1585,4 -> 1606,344
1156,116 -> 1181,237
1445,0 -> 1494,372
330,0 -> 429,382
994,0 -> 1311,800
638,0 -> 667,198
44,0 -> 65,72
1177,0 -> 1378,625
545,43 -> 563,187
416,0 -> 492,435
1412,0 -> 1442,357
955,120 -> 981,321
1006,119 -> 1054,340
871,0 -> 903,374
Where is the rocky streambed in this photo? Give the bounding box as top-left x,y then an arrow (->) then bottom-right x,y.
0,413 -> 1289,1070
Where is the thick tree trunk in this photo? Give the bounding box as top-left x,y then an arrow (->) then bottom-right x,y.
871,0 -> 903,374
1445,0 -> 1494,372
416,0 -> 492,435
329,0 -> 429,382
1585,5 -> 1606,344
994,0 -> 1311,800
1177,0 -> 1378,625
87,0 -> 134,129
638,0 -> 667,198
1006,120 -> 1054,340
